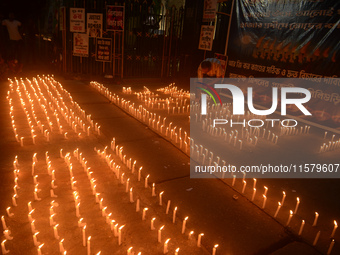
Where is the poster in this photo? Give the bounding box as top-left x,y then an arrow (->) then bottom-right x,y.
95,38 -> 112,62
73,33 -> 89,57
59,7 -> 66,31
106,6 -> 124,31
198,25 -> 215,51
70,8 -> 85,32
203,0 -> 217,22
87,13 -> 103,38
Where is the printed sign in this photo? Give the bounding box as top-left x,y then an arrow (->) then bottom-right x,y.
203,0 -> 217,22
87,13 -> 103,38
106,6 -> 124,31
198,25 -> 215,51
70,8 -> 85,32
73,33 -> 88,57
95,38 -> 112,62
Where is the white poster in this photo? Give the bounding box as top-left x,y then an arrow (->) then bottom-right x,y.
70,8 -> 85,32
73,33 -> 89,57
87,13 -> 103,38
198,25 -> 215,51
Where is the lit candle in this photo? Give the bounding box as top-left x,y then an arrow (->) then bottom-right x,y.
12,194 -> 17,206
54,224 -> 60,239
138,167 -> 142,182
286,210 -> 293,226
264,186 -> 268,196
31,220 -> 37,233
182,216 -> 188,234
1,240 -> 9,254
242,180 -> 246,193
127,247 -> 133,255
163,238 -> 170,254
197,233 -> 204,247
87,236 -> 91,255
152,183 -> 156,196
294,197 -> 300,214
188,230 -> 194,239
253,178 -> 256,189
232,175 -> 236,186
158,225 -> 164,243
76,203 -> 80,218
281,191 -> 286,206
151,217 -> 156,230
126,178 -> 130,193
28,209 -> 35,222
20,137 -> 24,147
212,244 -> 218,255
175,248 -> 180,255
274,202 -> 281,218
6,207 -> 14,217
3,230 -> 13,240
331,220 -> 338,238
142,208 -> 148,220
118,225 -> 125,245
82,226 -> 86,246
129,188 -> 134,203
262,195 -> 267,209
50,214 -> 56,226
159,191 -> 164,206
106,213 -> 112,224
102,206 -> 107,217
33,232 -> 40,246
312,212 -> 319,227
298,220 -> 305,236
251,188 -> 256,201
173,207 -> 177,224
327,239 -> 335,255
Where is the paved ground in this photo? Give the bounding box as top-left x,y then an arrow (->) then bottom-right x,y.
0,72 -> 337,255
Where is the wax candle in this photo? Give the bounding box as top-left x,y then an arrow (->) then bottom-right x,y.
212,244 -> 218,255
54,224 -> 60,239
129,188 -> 134,203
294,197 -> 300,214
166,200 -> 171,215
163,239 -> 170,254
159,191 -> 164,206
6,207 -> 13,217
262,195 -> 267,209
331,220 -> 338,238
173,207 -> 177,224
151,217 -> 156,230
197,233 -> 204,247
158,226 -> 164,243
286,210 -> 293,226
1,240 -> 9,254
118,225 -> 124,245
142,208 -> 148,220
82,226 -> 86,246
312,212 -> 319,227
87,236 -> 91,255
298,220 -> 305,236
144,175 -> 149,188
274,202 -> 281,218
182,216 -> 188,234
281,191 -> 286,206
33,232 -> 40,246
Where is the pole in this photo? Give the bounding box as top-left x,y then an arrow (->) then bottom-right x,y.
224,0 -> 235,56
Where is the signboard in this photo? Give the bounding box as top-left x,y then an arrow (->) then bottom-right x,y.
73,33 -> 89,57
106,6 -> 124,31
95,38 -> 112,62
203,0 -> 217,22
198,25 -> 215,51
59,7 -> 66,31
87,13 -> 103,38
70,8 -> 85,32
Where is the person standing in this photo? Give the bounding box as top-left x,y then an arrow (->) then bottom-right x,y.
2,12 -> 23,61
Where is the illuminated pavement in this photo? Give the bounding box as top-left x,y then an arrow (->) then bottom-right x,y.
0,75 -> 337,254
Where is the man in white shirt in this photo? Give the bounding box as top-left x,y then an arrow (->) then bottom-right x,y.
2,13 -> 22,61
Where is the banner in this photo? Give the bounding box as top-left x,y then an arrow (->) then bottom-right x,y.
226,0 -> 340,129
227,0 -> 339,78
95,38 -> 112,62
198,25 -> 215,51
70,8 -> 85,32
73,33 -> 88,57
87,13 -> 103,38
106,6 -> 124,31
203,0 -> 218,22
